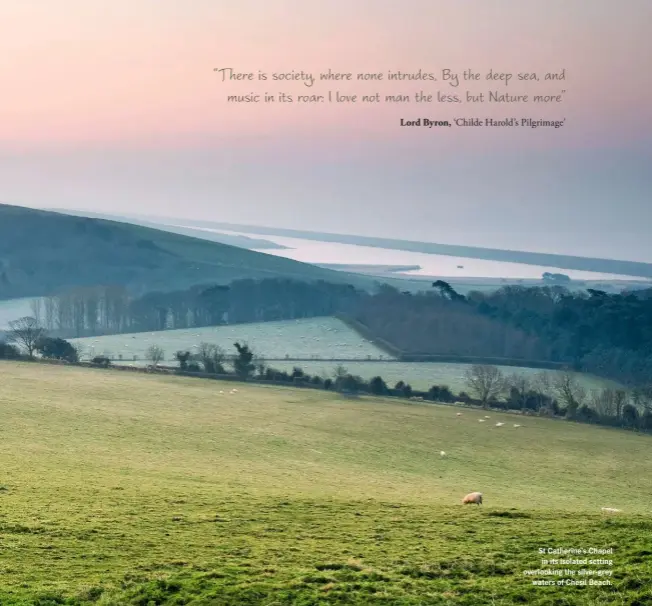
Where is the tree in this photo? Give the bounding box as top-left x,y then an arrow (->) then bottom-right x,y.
145,344 -> 165,366
463,365 -> 506,408
506,373 -> 531,409
0,341 -> 20,359
175,350 -> 191,370
233,342 -> 255,378
432,280 -> 465,302
7,316 -> 46,358
552,370 -> 586,418
369,376 -> 388,395
253,355 -> 267,377
35,336 -> 78,362
197,342 -> 226,374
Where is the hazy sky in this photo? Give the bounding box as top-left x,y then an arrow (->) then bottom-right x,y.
1,1 -> 651,260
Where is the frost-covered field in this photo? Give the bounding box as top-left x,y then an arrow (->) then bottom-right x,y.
68,317 -> 614,393
69,317 -> 391,362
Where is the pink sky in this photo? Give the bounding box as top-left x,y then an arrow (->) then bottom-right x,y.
1,2 -> 650,259
1,1 -> 650,151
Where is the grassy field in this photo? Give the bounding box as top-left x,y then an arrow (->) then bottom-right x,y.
69,317 -> 390,362
257,360 -> 617,393
68,317 -> 617,393
0,361 -> 650,605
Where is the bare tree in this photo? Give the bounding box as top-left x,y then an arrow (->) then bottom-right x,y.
7,316 -> 46,358
533,371 -> 555,413
145,344 -> 165,366
464,364 -> 506,408
43,296 -> 57,331
29,299 -> 42,326
553,370 -> 586,417
197,342 -> 226,373
591,388 -> 616,417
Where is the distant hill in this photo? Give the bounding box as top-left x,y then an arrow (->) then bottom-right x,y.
118,215 -> 652,279
49,208 -> 287,250
0,204 -> 390,300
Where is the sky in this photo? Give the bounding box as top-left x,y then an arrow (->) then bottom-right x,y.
1,1 -> 651,260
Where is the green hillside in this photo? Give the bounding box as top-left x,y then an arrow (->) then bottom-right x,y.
0,361 -> 650,605
0,204 -> 381,299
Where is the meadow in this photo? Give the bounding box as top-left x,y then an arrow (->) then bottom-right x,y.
0,360 -> 650,605
68,317 -> 389,362
68,317 -> 616,393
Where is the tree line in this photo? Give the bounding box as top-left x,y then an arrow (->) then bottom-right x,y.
21,277 -> 652,387
2,317 -> 651,434
352,282 -> 652,386
28,279 -> 363,336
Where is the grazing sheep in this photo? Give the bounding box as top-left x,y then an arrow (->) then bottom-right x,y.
462,492 -> 483,505
513,424 -> 521,428
601,507 -> 622,514
478,419 -> 485,423
456,412 -> 463,417
495,422 -> 504,427
440,451 -> 446,457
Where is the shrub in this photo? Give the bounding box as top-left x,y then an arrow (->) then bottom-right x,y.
91,356 -> 111,368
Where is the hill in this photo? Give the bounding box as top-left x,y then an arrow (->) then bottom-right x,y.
49,207 -> 288,250
0,204 -> 388,300
0,360 -> 650,604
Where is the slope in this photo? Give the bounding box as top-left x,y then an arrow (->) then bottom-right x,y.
0,203 -> 380,299
0,361 -> 650,605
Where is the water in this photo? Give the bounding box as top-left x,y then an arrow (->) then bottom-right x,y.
180,226 -> 643,282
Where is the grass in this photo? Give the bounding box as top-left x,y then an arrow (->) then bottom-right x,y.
0,361 -> 650,605
68,317 -> 389,363
68,317 -> 618,392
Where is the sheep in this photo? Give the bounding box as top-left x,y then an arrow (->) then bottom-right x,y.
456,412 -> 463,417
462,492 -> 483,505
484,415 -> 490,419
495,422 -> 504,427
513,424 -> 521,428
478,418 -> 485,422
440,451 -> 446,457
601,507 -> 622,514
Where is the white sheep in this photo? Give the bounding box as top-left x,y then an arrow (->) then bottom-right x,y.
456,412 -> 463,417
513,424 -> 521,428
601,507 -> 622,514
495,422 -> 504,427
462,492 -> 483,505
484,415 -> 490,419
478,419 -> 485,423
440,451 -> 446,457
